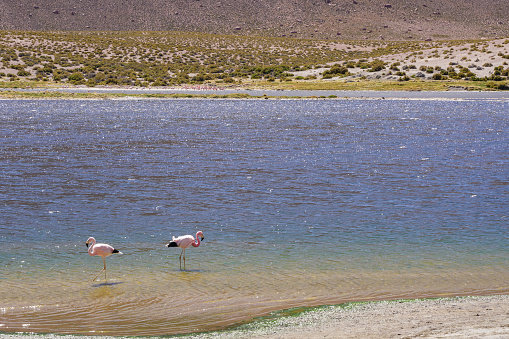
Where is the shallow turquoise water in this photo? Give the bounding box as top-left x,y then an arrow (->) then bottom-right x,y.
0,99 -> 508,335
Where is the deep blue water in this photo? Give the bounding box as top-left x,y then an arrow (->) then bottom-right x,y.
0,98 -> 508,335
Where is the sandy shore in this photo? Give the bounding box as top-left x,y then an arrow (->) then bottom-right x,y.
1,295 -> 508,339
189,295 -> 509,339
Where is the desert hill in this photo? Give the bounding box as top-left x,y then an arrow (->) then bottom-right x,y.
0,0 -> 507,40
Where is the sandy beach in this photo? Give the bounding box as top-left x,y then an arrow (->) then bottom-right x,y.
1,295 -> 508,339
184,295 -> 509,338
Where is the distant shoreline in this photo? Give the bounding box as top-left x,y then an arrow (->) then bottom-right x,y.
1,295 -> 508,339
1,85 -> 509,100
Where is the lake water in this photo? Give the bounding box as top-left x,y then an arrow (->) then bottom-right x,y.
1,98 -> 508,336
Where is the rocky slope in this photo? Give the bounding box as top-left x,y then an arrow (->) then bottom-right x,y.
0,0 -> 507,40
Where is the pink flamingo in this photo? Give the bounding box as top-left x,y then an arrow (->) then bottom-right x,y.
166,231 -> 204,269
85,237 -> 122,281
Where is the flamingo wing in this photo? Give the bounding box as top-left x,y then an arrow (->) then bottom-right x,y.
91,243 -> 121,257
167,235 -> 195,248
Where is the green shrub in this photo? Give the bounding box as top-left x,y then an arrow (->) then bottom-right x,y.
486,81 -> 509,90
323,64 -> 349,76
346,61 -> 356,68
17,70 -> 31,77
68,72 -> 84,81
369,59 -> 386,72
105,77 -> 119,85
153,78 -> 167,86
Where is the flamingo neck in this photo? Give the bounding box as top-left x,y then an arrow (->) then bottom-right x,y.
191,234 -> 201,247
88,239 -> 96,255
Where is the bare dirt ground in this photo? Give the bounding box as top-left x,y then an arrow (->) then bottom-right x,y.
1,0 -> 508,40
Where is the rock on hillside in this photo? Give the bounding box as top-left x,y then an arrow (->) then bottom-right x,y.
0,0 -> 507,40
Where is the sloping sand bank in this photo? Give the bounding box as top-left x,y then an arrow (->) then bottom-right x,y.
1,295 -> 508,339
211,295 -> 509,339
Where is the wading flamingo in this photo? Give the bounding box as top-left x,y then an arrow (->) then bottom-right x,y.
166,231 -> 204,269
86,237 -> 122,281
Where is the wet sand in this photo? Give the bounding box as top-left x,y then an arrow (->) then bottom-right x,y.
2,295 -> 508,339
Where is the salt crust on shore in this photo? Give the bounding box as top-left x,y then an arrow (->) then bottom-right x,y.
1,295 -> 508,339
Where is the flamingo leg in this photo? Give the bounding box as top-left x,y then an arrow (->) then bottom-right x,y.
92,257 -> 107,282
179,249 -> 183,269
183,248 -> 186,269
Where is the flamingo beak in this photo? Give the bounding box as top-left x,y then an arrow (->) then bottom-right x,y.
85,242 -> 89,248
201,235 -> 205,241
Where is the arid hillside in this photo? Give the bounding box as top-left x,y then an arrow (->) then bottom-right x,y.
0,0 -> 507,40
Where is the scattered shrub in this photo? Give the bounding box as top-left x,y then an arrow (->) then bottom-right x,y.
17,70 -> 30,76
0,31 -> 505,87
323,64 -> 349,77
486,82 -> 509,90
68,72 -> 84,82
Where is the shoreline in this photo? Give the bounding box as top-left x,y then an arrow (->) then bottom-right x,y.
1,294 -> 508,339
1,86 -> 509,101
